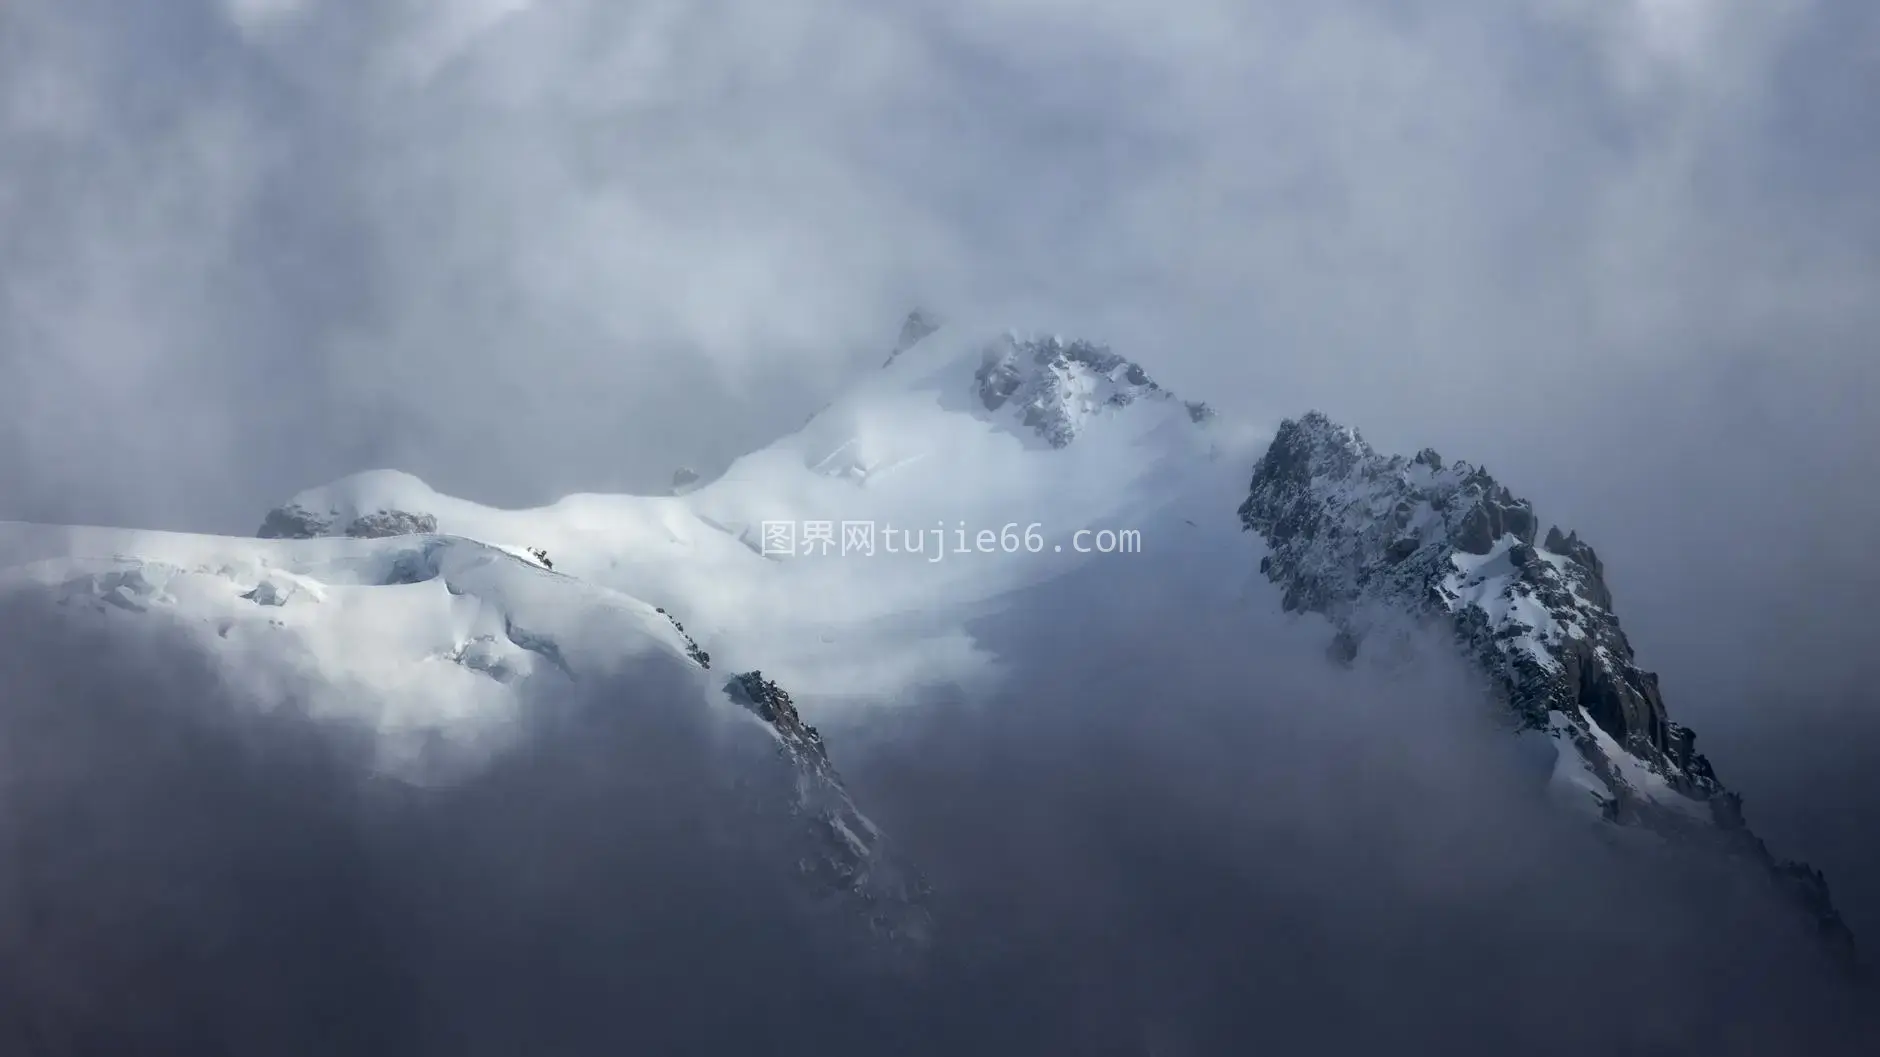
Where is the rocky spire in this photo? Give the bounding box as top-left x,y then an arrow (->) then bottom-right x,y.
1238,410 -> 1859,973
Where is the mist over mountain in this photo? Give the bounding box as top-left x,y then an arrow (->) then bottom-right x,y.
3,570 -> 1875,1056
4,1 -> 1880,1053
3,320 -> 1877,1053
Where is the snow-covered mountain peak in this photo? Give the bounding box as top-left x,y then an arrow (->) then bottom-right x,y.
5,320 -> 1859,975
968,331 -> 1214,450
1239,410 -> 1710,792
1238,410 -> 1858,969
224,317 -> 1269,742
1244,411 -> 1536,564
848,312 -> 1220,455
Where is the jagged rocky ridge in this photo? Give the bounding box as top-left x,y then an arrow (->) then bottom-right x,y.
655,606 -> 711,668
972,332 -> 1213,448
723,670 -> 931,942
877,309 -> 1214,447
1237,411 -> 1857,970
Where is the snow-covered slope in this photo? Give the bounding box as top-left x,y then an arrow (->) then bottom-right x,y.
0,525 -> 699,765
0,315 -> 1854,968
0,520 -> 929,939
252,321 -> 1251,708
0,318 -> 1235,944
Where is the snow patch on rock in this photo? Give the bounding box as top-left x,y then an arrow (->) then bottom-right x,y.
971,332 -> 1212,449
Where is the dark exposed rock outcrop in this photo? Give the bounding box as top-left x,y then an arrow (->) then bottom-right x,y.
257,505 -> 436,539
724,671 -> 931,943
256,505 -> 333,539
882,308 -> 941,366
1238,410 -> 1858,972
344,510 -> 439,538
654,606 -> 710,669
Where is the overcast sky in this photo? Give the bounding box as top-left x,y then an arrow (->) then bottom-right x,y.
2,0 -> 1878,965
3,0 -> 1874,528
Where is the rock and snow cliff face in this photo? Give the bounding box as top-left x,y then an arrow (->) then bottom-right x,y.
970,332 -> 1215,449
1238,411 -> 1856,968
724,669 -> 932,941
0,316 -> 1855,970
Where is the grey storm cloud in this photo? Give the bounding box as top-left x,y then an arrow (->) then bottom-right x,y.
2,565 -> 1875,1054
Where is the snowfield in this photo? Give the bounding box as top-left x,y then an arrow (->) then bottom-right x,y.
0,525 -> 706,778
0,323 -> 1259,777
